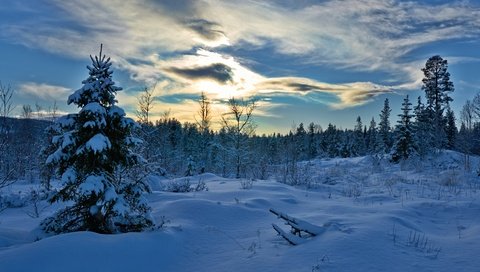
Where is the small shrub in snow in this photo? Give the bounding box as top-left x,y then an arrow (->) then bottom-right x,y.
326,163 -> 347,177
166,178 -> 192,192
194,179 -> 208,192
240,179 -> 253,190
369,154 -> 384,173
322,176 -> 336,185
439,170 -> 461,187
0,192 -> 29,209
165,178 -> 208,193
406,230 -> 441,259
384,177 -> 397,197
156,215 -> 170,229
25,189 -> 48,218
280,162 -> 313,187
343,183 -> 362,198
0,188 -> 48,210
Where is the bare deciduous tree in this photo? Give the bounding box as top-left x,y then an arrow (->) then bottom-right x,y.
0,82 -> 15,188
136,84 -> 156,125
196,91 -> 212,134
21,104 -> 33,119
221,97 -> 256,178
0,82 -> 14,118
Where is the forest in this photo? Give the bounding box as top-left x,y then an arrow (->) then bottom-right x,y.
1,54 -> 479,190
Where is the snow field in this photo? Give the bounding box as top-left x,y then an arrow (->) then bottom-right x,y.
1,151 -> 479,271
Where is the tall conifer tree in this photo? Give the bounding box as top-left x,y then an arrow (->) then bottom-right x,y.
378,98 -> 392,153
421,55 -> 454,149
392,95 -> 416,162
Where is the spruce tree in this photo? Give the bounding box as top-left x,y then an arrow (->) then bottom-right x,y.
367,117 -> 381,154
41,46 -> 154,234
413,96 -> 433,156
445,107 -> 457,149
307,122 -> 318,159
353,116 -> 366,155
392,95 -> 416,162
295,123 -> 307,160
378,98 -> 392,153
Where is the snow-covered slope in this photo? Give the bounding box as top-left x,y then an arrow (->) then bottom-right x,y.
1,152 -> 479,271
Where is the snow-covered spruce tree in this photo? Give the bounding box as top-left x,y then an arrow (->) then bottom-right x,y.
41,46 -> 154,234
413,96 -> 434,157
185,155 -> 195,177
353,116 -> 366,156
392,95 -> 417,163
366,117 -> 382,155
378,98 -> 393,154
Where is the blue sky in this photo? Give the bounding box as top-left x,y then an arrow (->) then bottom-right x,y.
1,0 -> 480,134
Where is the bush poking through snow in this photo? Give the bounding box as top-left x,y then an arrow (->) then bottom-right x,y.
166,178 -> 192,193
165,178 -> 208,193
240,179 -> 254,190
343,183 -> 362,198
406,230 -> 442,259
439,170 -> 461,187
25,189 -> 47,218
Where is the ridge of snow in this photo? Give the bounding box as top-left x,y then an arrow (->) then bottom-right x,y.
85,133 -> 111,153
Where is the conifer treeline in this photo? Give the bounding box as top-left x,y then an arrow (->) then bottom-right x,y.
1,55 -> 480,183
129,55 -> 477,178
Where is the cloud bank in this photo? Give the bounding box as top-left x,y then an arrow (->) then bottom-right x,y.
2,0 -> 480,122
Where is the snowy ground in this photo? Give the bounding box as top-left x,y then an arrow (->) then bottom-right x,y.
1,151 -> 479,271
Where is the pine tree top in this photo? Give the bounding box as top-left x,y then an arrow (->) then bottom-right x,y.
68,45 -> 122,108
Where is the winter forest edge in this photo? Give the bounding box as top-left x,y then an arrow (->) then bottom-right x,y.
1,46 -> 480,271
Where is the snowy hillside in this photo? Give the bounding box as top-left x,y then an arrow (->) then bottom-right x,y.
1,151 -> 479,272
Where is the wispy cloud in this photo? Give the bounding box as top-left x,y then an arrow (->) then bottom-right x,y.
3,0 -> 480,117
18,82 -> 71,102
255,77 -> 392,109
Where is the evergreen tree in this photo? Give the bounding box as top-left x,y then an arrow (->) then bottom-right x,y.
445,107 -> 457,149
392,95 -> 416,162
41,46 -> 154,234
306,122 -> 318,159
185,155 -> 195,176
353,116 -> 366,155
378,98 -> 392,153
295,123 -> 307,160
320,123 -> 339,157
457,122 -> 473,169
413,96 -> 433,156
366,117 -> 381,154
421,55 -> 454,149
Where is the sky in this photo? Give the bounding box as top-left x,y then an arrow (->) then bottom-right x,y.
1,0 -> 480,134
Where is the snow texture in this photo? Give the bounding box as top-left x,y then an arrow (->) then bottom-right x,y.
85,133 -> 111,153
1,151 -> 480,271
77,175 -> 105,195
